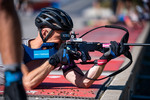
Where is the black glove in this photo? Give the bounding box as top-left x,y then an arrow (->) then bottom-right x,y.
49,43 -> 80,67
4,69 -> 27,100
100,41 -> 129,61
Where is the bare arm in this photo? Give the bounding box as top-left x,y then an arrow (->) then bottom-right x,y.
63,64 -> 105,88
64,40 -> 127,88
0,0 -> 22,65
21,60 -> 54,89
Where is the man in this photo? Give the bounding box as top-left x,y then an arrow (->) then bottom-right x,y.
0,0 -> 27,100
21,7 -> 130,89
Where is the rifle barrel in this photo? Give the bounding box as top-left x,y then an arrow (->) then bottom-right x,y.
124,43 -> 150,46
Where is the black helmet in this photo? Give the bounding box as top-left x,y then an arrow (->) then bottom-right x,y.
35,7 -> 73,31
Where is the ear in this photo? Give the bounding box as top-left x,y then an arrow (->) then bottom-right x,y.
41,29 -> 48,38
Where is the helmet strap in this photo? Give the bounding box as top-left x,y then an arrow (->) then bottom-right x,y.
39,29 -> 54,43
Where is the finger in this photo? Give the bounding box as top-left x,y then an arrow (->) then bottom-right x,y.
59,43 -> 66,49
110,41 -> 116,53
110,41 -> 119,56
68,50 -> 79,55
114,41 -> 119,56
68,50 -> 81,59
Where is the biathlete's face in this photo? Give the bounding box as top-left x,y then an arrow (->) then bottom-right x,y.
42,27 -> 65,48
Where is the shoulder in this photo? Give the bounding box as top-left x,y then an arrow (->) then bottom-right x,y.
22,38 -> 30,46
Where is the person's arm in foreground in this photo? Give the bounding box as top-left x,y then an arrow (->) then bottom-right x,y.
0,0 -> 27,99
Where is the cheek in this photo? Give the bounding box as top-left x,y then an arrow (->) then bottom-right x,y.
52,33 -> 61,38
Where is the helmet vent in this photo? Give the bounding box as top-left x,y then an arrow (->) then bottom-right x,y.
35,7 -> 73,31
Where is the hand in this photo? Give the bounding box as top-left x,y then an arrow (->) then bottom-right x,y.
49,43 -> 80,67
100,41 -> 129,61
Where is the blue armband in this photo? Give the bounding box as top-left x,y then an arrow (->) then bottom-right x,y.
5,71 -> 23,87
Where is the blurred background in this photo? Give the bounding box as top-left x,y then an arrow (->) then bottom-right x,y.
0,1 -> 149,99
14,0 -> 150,39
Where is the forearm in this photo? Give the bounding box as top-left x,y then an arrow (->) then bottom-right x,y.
0,0 -> 22,64
83,64 -> 105,87
63,64 -> 105,88
22,61 -> 54,89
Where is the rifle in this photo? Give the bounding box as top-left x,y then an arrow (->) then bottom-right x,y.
62,25 -> 150,80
